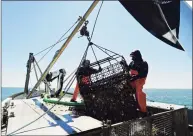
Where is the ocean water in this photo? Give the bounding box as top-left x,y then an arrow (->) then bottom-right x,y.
144,89 -> 192,109
1,87 -> 192,109
1,87 -> 25,101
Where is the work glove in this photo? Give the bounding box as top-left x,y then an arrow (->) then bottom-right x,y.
120,60 -> 126,65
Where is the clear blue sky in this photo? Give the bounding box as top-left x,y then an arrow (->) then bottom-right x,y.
2,1 -> 192,89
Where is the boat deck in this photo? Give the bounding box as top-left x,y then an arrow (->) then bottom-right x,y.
3,95 -> 188,135
146,101 -> 185,110
6,97 -> 102,135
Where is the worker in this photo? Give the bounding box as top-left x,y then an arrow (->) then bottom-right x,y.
70,60 -> 102,102
120,50 -> 148,113
45,69 -> 66,98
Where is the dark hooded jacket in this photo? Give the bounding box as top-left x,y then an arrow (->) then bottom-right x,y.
125,50 -> 148,81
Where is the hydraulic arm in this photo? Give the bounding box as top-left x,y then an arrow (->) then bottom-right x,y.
46,69 -> 66,97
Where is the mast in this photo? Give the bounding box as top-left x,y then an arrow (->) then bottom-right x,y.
24,53 -> 34,95
27,0 -> 99,98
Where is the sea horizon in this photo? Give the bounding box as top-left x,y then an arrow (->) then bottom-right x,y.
1,87 -> 192,110
1,86 -> 192,90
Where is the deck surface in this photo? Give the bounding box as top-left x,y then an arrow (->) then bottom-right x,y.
6,97 -> 102,135
147,101 -> 185,110
5,95 -> 186,135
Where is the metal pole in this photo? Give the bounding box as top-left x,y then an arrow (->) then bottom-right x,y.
34,58 -> 52,94
24,53 -> 33,95
27,1 -> 99,98
32,62 -> 40,90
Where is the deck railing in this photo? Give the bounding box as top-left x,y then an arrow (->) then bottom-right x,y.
73,108 -> 189,136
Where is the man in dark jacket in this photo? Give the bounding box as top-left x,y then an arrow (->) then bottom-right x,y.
120,50 -> 148,113
71,60 -> 102,102
77,60 -> 102,84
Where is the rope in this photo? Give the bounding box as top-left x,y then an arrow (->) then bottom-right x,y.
82,44 -> 91,62
77,44 -> 91,70
63,74 -> 76,93
31,17 -> 82,71
63,68 -> 77,83
93,43 -> 121,57
7,71 -> 76,136
82,1 -> 103,65
92,43 -> 122,63
90,45 -> 99,64
31,23 -> 80,71
33,36 -> 68,57
22,100 -> 54,126
36,39 -> 63,64
36,36 -> 69,64
75,1 -> 103,68
34,17 -> 82,56
93,44 -> 119,63
90,1 -> 103,40
69,126 -> 82,132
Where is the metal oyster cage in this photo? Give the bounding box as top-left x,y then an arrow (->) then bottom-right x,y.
77,55 -> 138,123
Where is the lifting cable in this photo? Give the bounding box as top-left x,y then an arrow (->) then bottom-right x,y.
31,16 -> 82,71
34,16 -> 82,56
93,43 -> 121,57
90,0 -> 103,41
90,45 -> 99,65
76,43 -> 91,71
36,36 -> 69,64
30,17 -> 81,71
89,1 -> 103,65
34,36 -> 69,57
79,1 -> 103,67
91,42 -> 121,63
63,68 -> 77,83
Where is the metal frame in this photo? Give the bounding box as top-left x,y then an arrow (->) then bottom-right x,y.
73,108 -> 189,136
24,53 -> 34,94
